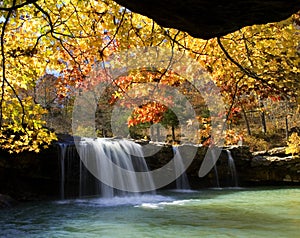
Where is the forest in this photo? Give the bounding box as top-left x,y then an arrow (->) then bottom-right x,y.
0,0 -> 299,154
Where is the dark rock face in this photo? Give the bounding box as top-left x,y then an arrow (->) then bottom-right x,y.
241,150 -> 300,185
0,194 -> 17,209
142,144 -> 300,187
0,147 -> 61,201
1,141 -> 300,200
114,0 -> 300,39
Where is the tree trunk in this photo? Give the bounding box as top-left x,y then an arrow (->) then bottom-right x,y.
172,125 -> 176,141
241,104 -> 251,136
260,101 -> 267,134
285,115 -> 289,141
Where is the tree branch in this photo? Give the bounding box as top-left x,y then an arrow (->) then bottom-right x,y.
1,0 -> 27,130
217,37 -> 273,88
225,74 -> 245,123
164,29 -> 209,56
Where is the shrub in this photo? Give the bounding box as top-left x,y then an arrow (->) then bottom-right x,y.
286,132 -> 300,156
243,135 -> 269,152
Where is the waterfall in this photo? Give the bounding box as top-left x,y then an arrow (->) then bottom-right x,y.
173,146 -> 190,190
213,164 -> 220,188
58,143 -> 67,199
78,143 -> 94,198
209,148 -> 220,188
58,142 -> 81,199
226,150 -> 238,187
77,137 -> 155,198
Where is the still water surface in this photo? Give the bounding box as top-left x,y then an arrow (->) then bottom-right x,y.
0,187 -> 299,238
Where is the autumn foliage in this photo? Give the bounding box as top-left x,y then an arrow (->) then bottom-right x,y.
0,0 -> 299,152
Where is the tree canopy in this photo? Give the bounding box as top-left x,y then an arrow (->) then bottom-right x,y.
0,0 -> 299,152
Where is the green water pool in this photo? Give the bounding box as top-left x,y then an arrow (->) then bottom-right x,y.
0,187 -> 299,238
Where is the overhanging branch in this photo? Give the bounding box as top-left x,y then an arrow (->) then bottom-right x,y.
1,0 -> 27,130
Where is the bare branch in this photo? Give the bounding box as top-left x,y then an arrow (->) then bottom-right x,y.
100,8 -> 126,57
164,29 -> 209,56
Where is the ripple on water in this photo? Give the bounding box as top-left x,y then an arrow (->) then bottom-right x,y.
0,188 -> 299,238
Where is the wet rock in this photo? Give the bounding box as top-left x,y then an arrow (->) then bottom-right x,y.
241,149 -> 300,185
283,175 -> 292,182
251,156 -> 271,166
268,147 -> 287,156
0,194 -> 17,209
252,150 -> 268,156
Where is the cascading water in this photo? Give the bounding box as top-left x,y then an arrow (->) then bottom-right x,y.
78,143 -> 99,198
77,137 -> 155,198
173,146 -> 190,190
208,148 -> 220,188
226,149 -> 239,187
59,139 -> 241,198
58,142 -> 81,199
213,164 -> 220,188
58,143 -> 67,199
